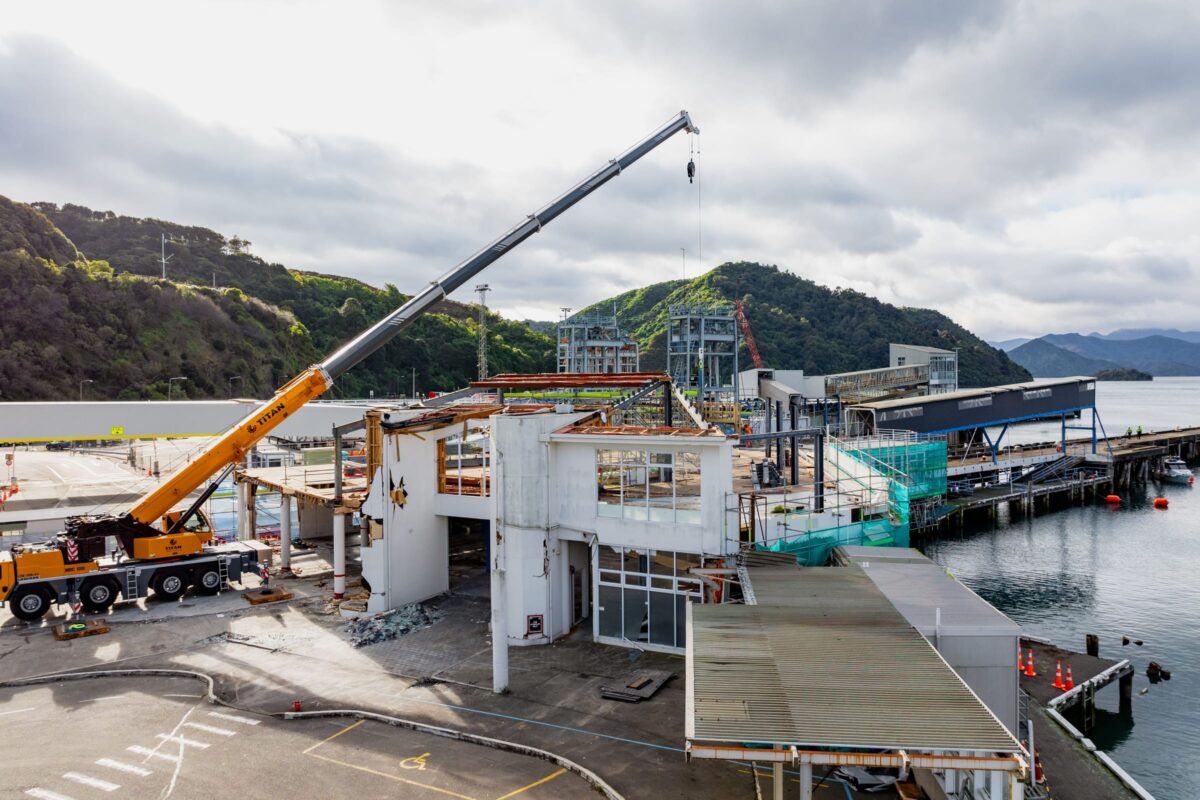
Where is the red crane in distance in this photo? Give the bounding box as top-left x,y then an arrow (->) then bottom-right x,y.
734,300 -> 763,369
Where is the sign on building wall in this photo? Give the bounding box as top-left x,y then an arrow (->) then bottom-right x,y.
526,614 -> 544,636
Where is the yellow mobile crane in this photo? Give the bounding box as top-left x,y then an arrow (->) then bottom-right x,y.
0,111 -> 700,621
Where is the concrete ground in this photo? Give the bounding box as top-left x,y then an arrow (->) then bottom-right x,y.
0,569 -> 880,799
1,676 -> 588,800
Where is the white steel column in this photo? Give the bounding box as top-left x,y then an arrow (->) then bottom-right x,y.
491,521 -> 509,693
279,494 -> 292,572
332,511 -> 346,599
236,481 -> 250,541
798,761 -> 813,800
990,770 -> 1004,799
1009,773 -> 1025,800
772,760 -> 783,800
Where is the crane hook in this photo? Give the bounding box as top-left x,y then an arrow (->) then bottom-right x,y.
687,158 -> 696,184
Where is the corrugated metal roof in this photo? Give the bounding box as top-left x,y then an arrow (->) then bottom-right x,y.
832,545 -> 931,565
850,560 -> 1020,637
687,566 -> 1020,753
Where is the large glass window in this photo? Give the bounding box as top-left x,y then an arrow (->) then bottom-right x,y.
595,450 -> 702,524
596,546 -> 703,650
438,427 -> 491,496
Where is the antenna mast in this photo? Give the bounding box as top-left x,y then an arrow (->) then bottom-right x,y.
476,283 -> 491,379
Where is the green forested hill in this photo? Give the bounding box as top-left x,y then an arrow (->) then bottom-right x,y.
0,198 -> 319,401
579,262 -> 1030,388
32,202 -> 556,397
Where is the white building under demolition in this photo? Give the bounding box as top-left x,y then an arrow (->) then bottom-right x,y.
236,371 -> 928,662
356,373 -> 733,655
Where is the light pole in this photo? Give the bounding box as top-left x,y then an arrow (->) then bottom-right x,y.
79,379 -> 94,402
228,375 -> 242,398
160,233 -> 175,279
168,376 -> 187,401
411,367 -> 416,400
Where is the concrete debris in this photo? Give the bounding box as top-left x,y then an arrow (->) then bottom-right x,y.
599,669 -> 673,702
344,603 -> 441,648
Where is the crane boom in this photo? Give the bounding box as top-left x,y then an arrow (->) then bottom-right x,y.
735,300 -> 763,369
71,110 -> 699,543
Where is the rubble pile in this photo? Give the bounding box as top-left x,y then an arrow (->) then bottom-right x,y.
344,603 -> 441,647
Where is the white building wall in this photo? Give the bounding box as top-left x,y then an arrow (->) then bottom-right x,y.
549,434 -> 732,556
492,411 -> 590,646
360,425 -> 450,613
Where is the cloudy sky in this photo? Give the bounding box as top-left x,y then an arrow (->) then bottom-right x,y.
2,1 -> 1198,339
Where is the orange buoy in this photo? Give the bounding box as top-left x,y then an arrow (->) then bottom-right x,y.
1105,494 -> 1121,504
1154,497 -> 1169,509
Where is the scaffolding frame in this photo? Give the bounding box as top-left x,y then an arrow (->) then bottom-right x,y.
557,311 -> 639,374
666,303 -> 740,417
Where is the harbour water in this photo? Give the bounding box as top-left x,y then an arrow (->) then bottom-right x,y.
925,377 -> 1200,799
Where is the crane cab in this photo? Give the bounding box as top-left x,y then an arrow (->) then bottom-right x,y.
129,510 -> 214,561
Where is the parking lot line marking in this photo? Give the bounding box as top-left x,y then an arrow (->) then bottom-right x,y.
209,711 -> 260,726
155,733 -> 210,749
163,694 -> 202,699
302,719 -> 364,755
24,790 -> 76,800
127,745 -> 180,763
494,767 -> 567,799
0,706 -> 37,716
184,721 -> 236,737
307,751 -> 477,800
62,772 -> 119,792
95,759 -> 152,777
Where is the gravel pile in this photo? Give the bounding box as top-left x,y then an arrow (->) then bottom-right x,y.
344,603 -> 441,647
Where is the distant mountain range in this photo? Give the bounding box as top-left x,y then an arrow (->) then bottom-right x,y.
991,337 -> 1032,352
1087,328 -> 1200,344
1005,329 -> 1200,378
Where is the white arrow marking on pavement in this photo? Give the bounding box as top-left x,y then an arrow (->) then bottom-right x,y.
62,773 -> 119,792
127,745 -> 180,763
208,711 -> 260,726
95,759 -> 152,777
183,721 -> 235,737
155,733 -> 210,749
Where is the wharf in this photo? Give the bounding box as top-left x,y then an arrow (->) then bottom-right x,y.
1020,639 -> 1144,800
943,472 -> 1110,525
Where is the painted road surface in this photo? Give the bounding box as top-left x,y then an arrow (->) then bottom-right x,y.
0,676 -> 590,799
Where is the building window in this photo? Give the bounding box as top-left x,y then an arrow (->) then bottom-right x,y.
437,427 -> 491,496
897,356 -> 906,366
881,407 -> 923,421
596,546 -> 703,649
596,449 -> 702,524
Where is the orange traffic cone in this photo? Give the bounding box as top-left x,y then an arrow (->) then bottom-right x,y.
1018,646 -> 1024,670
1065,664 -> 1074,690
1052,660 -> 1066,690
1026,650 -> 1037,677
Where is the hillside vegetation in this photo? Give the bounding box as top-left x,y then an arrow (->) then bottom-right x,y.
34,202 -> 556,397
0,197 -> 319,401
579,262 -> 1030,387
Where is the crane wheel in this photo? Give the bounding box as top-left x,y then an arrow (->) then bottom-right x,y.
151,570 -> 187,602
194,566 -> 223,596
10,585 -> 51,621
80,578 -> 119,613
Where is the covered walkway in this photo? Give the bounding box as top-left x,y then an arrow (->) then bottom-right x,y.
686,563 -> 1025,799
